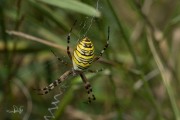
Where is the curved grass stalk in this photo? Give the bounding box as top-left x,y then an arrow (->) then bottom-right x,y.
147,30 -> 180,120
107,0 -> 163,119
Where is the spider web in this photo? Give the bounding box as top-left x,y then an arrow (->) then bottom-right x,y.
71,0 -> 107,75
76,0 -> 101,43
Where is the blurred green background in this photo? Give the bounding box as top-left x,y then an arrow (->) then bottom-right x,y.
1,0 -> 180,120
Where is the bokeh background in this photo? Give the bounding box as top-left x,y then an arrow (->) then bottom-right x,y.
1,0 -> 180,120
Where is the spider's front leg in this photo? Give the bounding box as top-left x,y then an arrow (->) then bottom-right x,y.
87,68 -> 104,73
80,73 -> 95,103
34,70 -> 73,95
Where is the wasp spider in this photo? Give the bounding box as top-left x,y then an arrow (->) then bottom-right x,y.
35,21 -> 110,103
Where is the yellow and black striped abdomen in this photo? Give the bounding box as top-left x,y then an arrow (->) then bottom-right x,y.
72,37 -> 94,71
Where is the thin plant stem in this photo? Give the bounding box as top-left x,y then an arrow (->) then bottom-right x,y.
132,0 -> 180,119
147,30 -> 180,120
6,30 -> 66,51
107,0 -> 163,119
106,0 -> 139,66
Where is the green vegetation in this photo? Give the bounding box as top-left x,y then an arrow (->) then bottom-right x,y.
1,0 -> 180,119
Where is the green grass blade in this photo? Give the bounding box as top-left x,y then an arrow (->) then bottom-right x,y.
36,0 -> 101,17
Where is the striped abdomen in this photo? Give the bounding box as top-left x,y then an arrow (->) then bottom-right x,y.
72,37 -> 94,71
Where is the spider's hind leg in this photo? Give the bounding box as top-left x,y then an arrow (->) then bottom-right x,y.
93,26 -> 110,62
50,49 -> 70,67
67,20 -> 77,60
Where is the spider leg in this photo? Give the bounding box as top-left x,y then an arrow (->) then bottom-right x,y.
50,49 -> 71,67
87,68 -> 103,73
34,70 -> 73,95
67,20 -> 77,60
80,73 -> 95,103
93,26 -> 110,62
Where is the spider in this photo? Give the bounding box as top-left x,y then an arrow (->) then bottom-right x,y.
34,20 -> 110,103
